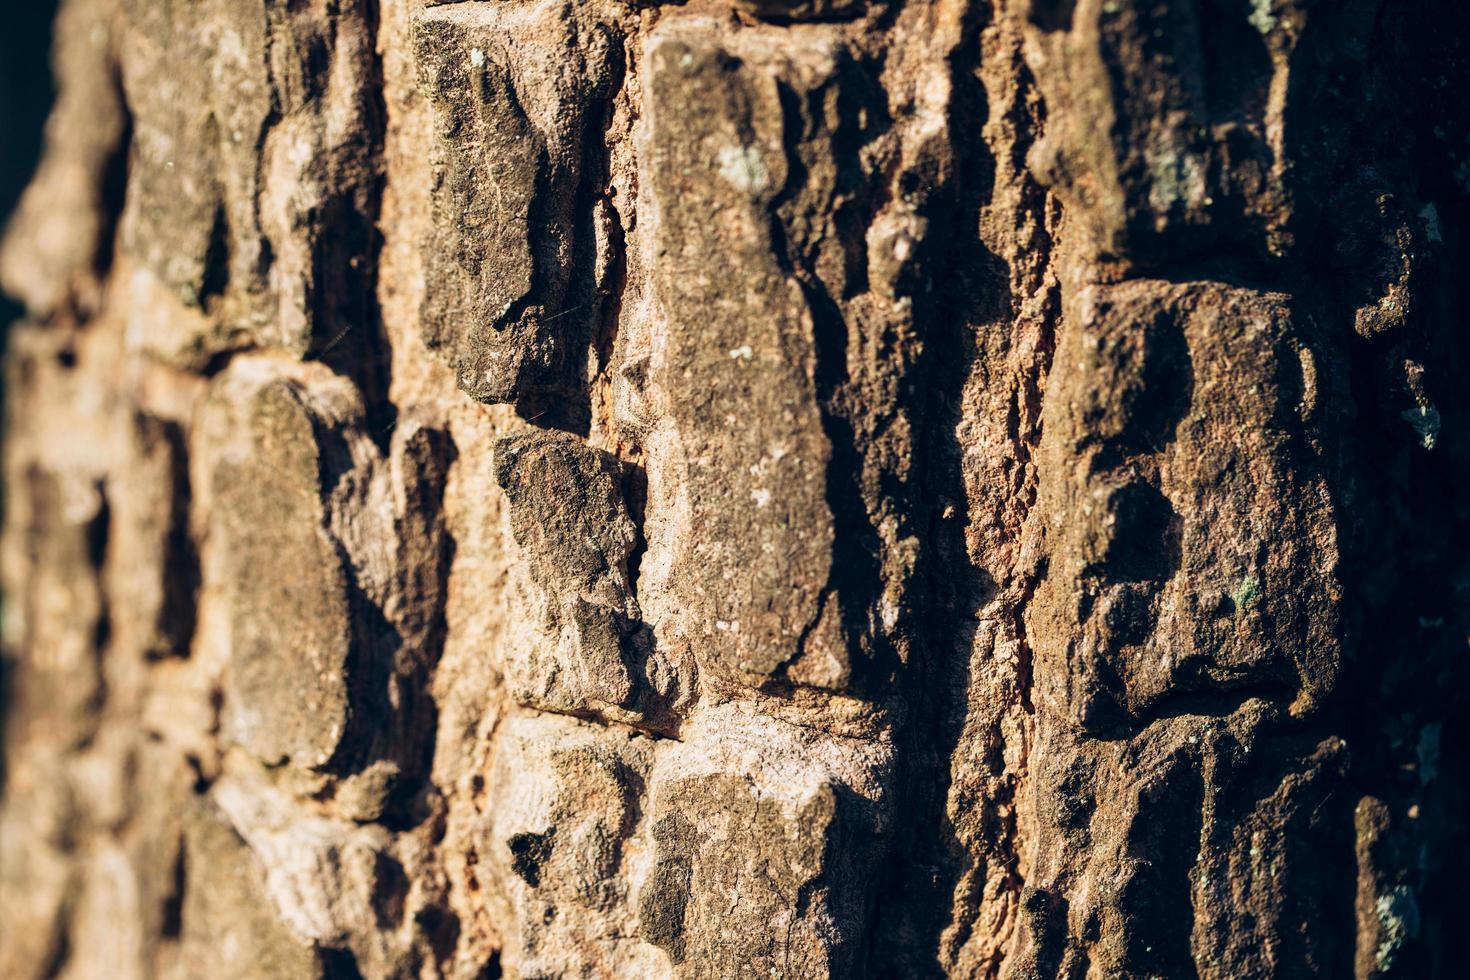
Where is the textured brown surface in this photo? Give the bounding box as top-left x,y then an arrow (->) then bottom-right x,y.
2,0 -> 1469,977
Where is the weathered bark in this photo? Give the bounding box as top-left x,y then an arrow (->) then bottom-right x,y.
2,0 -> 1468,977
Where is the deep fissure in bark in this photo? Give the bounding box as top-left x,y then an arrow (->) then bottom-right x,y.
3,0 -> 1469,977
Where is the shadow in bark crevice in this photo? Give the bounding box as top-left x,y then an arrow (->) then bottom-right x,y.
863,2 -> 1019,971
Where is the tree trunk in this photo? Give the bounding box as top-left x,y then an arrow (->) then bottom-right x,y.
2,0 -> 1467,976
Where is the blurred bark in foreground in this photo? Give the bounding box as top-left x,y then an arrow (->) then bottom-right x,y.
2,1 -> 1469,977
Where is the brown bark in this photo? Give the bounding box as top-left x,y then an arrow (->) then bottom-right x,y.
2,0 -> 1468,977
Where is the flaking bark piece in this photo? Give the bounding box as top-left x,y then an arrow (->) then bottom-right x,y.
116,0 -> 381,366
634,704 -> 890,978
413,1 -> 618,404
208,369 -> 359,770
493,430 -> 641,715
642,24 -> 839,689
1028,280 -> 1341,733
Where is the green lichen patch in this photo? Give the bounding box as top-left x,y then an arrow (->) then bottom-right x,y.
1233,575 -> 1263,611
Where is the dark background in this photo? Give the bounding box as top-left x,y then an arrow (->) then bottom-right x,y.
1,2 -> 58,779
1,1 -> 60,334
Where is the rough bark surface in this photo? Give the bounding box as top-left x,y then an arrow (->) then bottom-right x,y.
2,0 -> 1469,977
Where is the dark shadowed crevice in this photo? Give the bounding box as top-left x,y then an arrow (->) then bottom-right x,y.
477,950 -> 503,980
865,0 -> 1014,970
761,75 -> 894,691
318,946 -> 366,980
304,0 -> 394,445
160,841 -> 186,939
92,63 -> 132,289
0,3 -> 59,795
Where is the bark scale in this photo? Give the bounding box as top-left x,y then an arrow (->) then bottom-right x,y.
1,0 -> 1467,977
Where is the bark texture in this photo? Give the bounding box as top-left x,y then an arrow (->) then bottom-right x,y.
3,0 -> 1469,977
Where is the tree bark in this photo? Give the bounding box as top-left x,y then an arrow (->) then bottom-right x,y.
2,0 -> 1468,977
